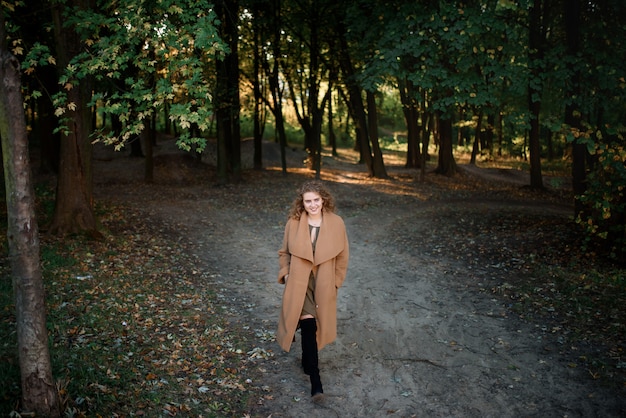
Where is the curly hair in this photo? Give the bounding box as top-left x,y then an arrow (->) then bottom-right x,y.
288,180 -> 336,220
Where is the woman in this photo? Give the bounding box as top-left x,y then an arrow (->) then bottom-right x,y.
277,180 -> 350,402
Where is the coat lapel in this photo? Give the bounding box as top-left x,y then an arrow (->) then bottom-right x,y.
314,212 -> 345,265
288,212 -> 345,265
288,215 -> 314,263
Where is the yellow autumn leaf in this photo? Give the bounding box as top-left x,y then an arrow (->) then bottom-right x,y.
68,102 -> 77,111
54,107 -> 66,117
48,56 -> 56,65
64,82 -> 73,91
12,46 -> 24,56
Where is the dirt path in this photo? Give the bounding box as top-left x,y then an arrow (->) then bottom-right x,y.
94,140 -> 624,417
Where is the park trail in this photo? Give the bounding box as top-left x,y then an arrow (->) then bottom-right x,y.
94,137 -> 624,417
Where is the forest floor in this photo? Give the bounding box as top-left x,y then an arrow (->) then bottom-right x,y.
91,137 -> 625,417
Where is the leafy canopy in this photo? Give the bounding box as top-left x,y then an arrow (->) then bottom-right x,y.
23,0 -> 228,151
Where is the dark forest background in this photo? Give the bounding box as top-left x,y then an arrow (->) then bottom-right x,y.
1,0 -> 625,415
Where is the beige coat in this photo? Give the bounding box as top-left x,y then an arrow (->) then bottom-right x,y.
276,211 -> 349,352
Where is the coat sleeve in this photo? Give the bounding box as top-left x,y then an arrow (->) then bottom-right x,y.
277,221 -> 291,284
334,222 -> 350,288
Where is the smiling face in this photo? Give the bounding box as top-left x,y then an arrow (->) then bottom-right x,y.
302,191 -> 324,218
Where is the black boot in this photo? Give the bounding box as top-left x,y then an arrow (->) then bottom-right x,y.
300,319 -> 312,375
300,318 -> 324,401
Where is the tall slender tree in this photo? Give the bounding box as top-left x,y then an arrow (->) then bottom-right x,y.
366,90 -> 388,178
215,0 -> 242,184
279,0 -> 335,174
527,0 -> 545,189
0,15 -> 61,416
564,0 -> 585,215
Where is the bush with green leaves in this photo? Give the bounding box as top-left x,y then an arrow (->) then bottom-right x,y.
570,125 -> 626,259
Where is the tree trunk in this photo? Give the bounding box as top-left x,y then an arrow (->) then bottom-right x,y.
434,116 -> 457,176
271,0 -> 288,174
311,88 -> 331,179
485,113 -> 495,156
528,0 -> 545,189
129,136 -> 144,158
0,46 -> 61,417
143,115 -> 155,183
351,92 -> 373,174
470,110 -> 482,165
418,91 -> 431,181
307,14 -> 323,178
497,111 -> 503,157
252,11 -> 263,170
419,110 -> 431,182
328,85 -> 337,156
35,67 -> 60,174
458,108 -> 466,146
564,0 -> 586,216
337,30 -> 373,175
215,0 -> 241,184
366,91 -> 388,178
49,0 -> 99,237
227,8 -> 242,181
405,103 -> 420,169
398,78 -> 420,168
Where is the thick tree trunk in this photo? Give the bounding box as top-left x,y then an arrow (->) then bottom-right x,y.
434,117 -> 457,176
405,104 -> 420,168
48,83 -> 98,235
0,47 -> 61,417
49,0 -> 99,236
35,67 -> 61,174
215,0 -> 242,184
